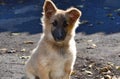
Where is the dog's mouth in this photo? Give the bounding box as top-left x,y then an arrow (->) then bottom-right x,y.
54,37 -> 65,42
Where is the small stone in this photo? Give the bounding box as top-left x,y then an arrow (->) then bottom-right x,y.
104,75 -> 112,79
7,48 -> 16,53
11,33 -> 20,36
23,41 -> 34,44
20,48 -> 26,52
100,66 -> 111,73
84,70 -> 93,75
86,44 -> 97,49
92,44 -> 97,47
0,48 -> 8,54
115,66 -> 120,70
20,56 -> 30,59
88,63 -> 95,68
107,62 -> 114,66
87,40 -> 93,42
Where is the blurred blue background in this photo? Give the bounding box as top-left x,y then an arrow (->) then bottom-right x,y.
0,0 -> 120,34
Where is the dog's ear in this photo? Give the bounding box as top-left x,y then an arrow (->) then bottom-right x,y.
66,8 -> 81,23
43,0 -> 57,18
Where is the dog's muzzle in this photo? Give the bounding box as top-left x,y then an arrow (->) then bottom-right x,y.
52,28 -> 66,42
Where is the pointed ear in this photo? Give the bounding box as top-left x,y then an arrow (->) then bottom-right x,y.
43,0 -> 57,18
66,8 -> 81,23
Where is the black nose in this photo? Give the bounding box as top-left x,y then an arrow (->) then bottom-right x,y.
54,32 -> 65,41
55,34 -> 63,40
52,29 -> 66,41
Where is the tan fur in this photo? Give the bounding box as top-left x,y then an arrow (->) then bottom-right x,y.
25,0 -> 81,79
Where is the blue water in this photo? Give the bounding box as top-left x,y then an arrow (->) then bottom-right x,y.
0,0 -> 120,34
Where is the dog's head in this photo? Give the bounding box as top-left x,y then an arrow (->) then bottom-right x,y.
42,0 -> 81,44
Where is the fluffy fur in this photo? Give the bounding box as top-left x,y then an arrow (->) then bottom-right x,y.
25,0 -> 81,79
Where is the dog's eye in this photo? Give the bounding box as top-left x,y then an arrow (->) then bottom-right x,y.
52,20 -> 58,26
63,20 -> 68,27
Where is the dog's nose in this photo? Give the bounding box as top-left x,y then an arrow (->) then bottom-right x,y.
55,33 -> 63,41
55,34 -> 63,40
56,29 -> 63,40
52,29 -> 66,41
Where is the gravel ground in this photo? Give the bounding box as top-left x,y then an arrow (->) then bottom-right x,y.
0,32 -> 120,79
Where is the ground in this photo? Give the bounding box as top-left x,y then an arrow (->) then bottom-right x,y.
0,0 -> 120,79
0,32 -> 120,79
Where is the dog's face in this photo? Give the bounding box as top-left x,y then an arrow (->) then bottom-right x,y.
51,14 -> 68,42
42,0 -> 81,43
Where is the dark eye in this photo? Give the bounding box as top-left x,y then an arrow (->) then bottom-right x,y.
63,20 -> 68,27
52,20 -> 58,26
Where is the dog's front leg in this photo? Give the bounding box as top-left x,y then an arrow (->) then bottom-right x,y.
37,67 -> 50,79
63,60 -> 73,79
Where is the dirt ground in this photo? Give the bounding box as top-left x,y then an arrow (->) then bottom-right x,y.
0,32 -> 120,79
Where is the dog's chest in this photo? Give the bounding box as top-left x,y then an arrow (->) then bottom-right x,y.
48,48 -> 72,78
50,60 -> 66,78
49,48 -> 70,63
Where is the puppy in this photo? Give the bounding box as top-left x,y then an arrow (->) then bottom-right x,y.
25,0 -> 81,79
